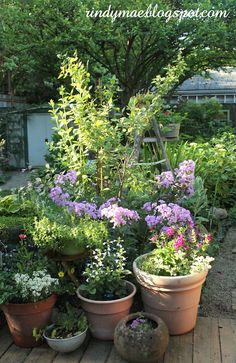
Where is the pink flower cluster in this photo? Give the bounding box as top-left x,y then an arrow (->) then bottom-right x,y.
155,160 -> 195,197
100,204 -> 140,228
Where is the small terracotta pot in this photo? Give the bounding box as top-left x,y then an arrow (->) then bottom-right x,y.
77,281 -> 136,340
114,312 -> 169,363
2,294 -> 57,348
133,254 -> 208,335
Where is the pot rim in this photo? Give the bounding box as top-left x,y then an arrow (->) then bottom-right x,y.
77,280 -> 136,304
43,325 -> 88,342
133,253 -> 208,281
2,293 -> 57,308
120,312 -> 165,333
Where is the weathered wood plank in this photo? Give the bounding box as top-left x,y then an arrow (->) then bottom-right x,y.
219,318 -> 236,363
164,330 -> 193,363
80,339 -> 112,363
23,345 -> 56,363
52,337 -> 89,363
0,325 -> 13,358
0,344 -> 31,363
107,346 -> 128,363
193,317 -> 221,363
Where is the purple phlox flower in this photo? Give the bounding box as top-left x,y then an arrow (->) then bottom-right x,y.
100,204 -> 139,228
98,197 -> 120,217
55,170 -> 77,185
145,215 -> 160,229
155,171 -> 174,188
174,160 -> 195,196
49,186 -> 70,207
142,202 -> 158,212
174,235 -> 185,250
68,201 -> 98,219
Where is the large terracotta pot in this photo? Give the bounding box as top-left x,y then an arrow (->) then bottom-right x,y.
114,312 -> 169,363
77,281 -> 136,340
2,294 -> 57,348
133,254 -> 208,335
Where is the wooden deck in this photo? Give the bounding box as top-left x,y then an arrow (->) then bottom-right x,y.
0,317 -> 235,363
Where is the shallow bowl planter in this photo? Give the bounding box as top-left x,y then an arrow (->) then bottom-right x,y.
44,325 -> 88,353
77,281 -> 136,340
114,312 -> 169,363
2,294 -> 57,348
133,254 -> 208,335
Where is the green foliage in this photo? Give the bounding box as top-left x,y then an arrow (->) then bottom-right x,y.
0,215 -> 33,244
28,216 -> 108,252
47,305 -> 87,339
0,194 -> 34,215
80,239 -> 131,300
166,132 -> 236,208
1,1 -> 236,104
179,99 -> 229,140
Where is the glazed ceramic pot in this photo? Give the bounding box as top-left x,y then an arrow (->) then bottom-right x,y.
2,294 -> 57,348
77,281 -> 136,340
44,325 -> 88,353
133,254 -> 208,335
114,312 -> 169,363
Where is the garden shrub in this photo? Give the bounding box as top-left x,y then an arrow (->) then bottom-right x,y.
0,216 -> 33,244
178,98 -> 230,140
166,132 -> 236,209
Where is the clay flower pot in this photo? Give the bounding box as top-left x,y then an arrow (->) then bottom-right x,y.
2,294 -> 57,348
114,312 -> 169,363
77,281 -> 136,340
133,254 -> 208,335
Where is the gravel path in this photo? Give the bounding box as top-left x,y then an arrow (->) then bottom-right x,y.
201,226 -> 236,318
0,171 -> 30,190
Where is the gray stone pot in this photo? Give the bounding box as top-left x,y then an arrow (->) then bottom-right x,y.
114,312 -> 169,363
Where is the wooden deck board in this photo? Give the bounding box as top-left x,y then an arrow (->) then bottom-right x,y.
164,330 -> 193,363
219,318 -> 236,363
0,318 -> 235,363
193,317 -> 221,363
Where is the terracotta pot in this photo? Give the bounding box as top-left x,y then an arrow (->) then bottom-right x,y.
77,281 -> 136,340
133,254 -> 208,335
60,240 -> 85,256
114,312 -> 169,363
2,294 -> 57,348
161,123 -> 180,138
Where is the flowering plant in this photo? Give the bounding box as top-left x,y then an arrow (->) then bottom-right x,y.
128,313 -> 157,333
140,201 -> 214,276
79,238 -> 131,300
0,239 -> 59,304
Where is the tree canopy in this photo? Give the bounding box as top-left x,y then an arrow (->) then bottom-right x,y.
1,0 -> 236,105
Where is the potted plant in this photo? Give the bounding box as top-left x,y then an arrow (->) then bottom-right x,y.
77,238 -> 137,340
133,201 -> 214,335
114,312 -> 169,363
0,238 -> 59,347
157,108 -> 183,138
43,303 -> 88,353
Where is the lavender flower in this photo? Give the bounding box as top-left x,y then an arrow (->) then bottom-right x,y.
55,170 -> 77,185
100,204 -> 140,228
67,201 -> 98,219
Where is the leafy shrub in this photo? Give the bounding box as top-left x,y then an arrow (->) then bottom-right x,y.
166,132 -> 236,208
178,98 -> 230,140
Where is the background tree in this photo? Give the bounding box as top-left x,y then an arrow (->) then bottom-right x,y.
1,0 -> 236,105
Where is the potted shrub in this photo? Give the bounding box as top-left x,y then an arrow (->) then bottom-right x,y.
0,238 -> 59,347
43,303 -> 88,353
157,109 -> 183,138
114,312 -> 169,363
77,238 -> 137,340
133,201 -> 214,335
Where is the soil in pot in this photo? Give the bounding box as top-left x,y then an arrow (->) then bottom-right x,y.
2,294 -> 57,348
114,312 -> 169,363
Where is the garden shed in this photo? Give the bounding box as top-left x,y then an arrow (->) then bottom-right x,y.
0,106 -> 54,168
172,67 -> 236,126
